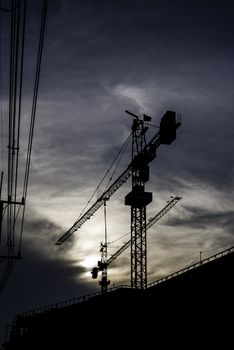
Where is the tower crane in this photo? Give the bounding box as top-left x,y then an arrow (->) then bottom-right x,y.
55,111 -> 181,246
124,110 -> 181,288
91,195 -> 182,289
55,110 -> 181,289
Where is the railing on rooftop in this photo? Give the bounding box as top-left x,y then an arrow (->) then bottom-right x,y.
16,284 -> 130,318
147,246 -> 234,288
5,245 -> 233,344
16,246 -> 234,318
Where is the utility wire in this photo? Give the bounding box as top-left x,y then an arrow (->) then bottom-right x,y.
19,0 -> 48,252
0,0 -> 20,292
2,0 -> 21,289
14,0 -> 26,228
11,0 -> 21,253
0,0 -> 48,293
0,6 -> 4,173
7,0 -> 19,258
22,0 -> 47,200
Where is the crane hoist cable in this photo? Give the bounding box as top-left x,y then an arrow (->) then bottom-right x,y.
103,133 -> 131,193
55,125 -> 162,245
108,230 -> 130,245
76,132 -> 132,221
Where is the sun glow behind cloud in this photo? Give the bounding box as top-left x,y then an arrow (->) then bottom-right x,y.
23,173 -> 234,288
21,95 -> 234,287
19,94 -> 234,289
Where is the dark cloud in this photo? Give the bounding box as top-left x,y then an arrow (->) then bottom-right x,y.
165,205 -> 234,234
0,210 -> 96,344
39,0 -> 234,100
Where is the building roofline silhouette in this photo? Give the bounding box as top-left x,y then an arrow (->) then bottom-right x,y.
3,245 -> 234,349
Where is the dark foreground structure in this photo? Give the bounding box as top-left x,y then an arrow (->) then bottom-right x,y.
3,246 -> 234,349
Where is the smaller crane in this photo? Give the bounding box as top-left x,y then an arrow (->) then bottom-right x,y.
99,200 -> 110,293
91,195 -> 182,290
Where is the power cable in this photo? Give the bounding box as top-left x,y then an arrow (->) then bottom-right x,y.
0,5 -> 5,173
7,0 -> 19,259
14,0 -> 26,228
0,0 -> 48,293
19,0 -> 48,252
22,0 -> 48,200
1,0 -> 17,290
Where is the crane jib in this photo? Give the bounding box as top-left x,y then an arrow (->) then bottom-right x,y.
55,130 -> 163,245
55,167 -> 132,245
106,196 -> 181,266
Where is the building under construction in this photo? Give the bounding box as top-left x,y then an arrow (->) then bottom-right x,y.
3,246 -> 233,349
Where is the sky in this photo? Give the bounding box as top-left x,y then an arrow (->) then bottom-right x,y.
1,0 -> 234,345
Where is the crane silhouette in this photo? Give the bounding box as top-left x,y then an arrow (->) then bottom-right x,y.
56,110 -> 181,288
91,195 -> 182,291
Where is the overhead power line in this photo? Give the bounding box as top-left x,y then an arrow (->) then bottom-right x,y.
20,0 -> 48,252
0,0 -> 48,293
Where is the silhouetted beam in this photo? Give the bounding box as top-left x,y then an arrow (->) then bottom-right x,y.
55,167 -> 132,245
106,196 -> 182,265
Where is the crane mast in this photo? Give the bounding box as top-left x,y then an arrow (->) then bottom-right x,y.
125,111 -> 181,289
125,116 -> 152,289
107,195 -> 182,266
